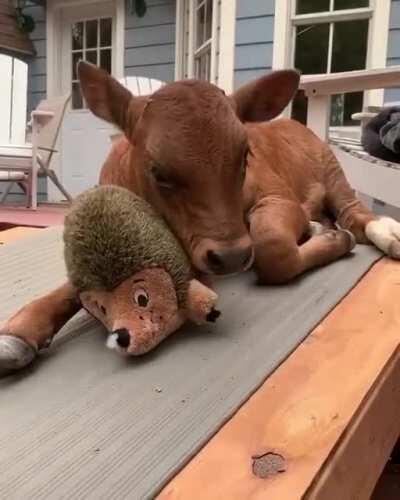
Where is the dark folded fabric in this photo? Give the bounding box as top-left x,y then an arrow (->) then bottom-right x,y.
380,110 -> 400,154
361,106 -> 400,163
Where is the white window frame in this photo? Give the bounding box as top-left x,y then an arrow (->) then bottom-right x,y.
69,16 -> 114,109
193,0 -> 214,81
272,0 -> 392,109
175,0 -> 236,93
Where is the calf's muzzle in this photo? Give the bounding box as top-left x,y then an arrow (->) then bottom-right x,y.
194,236 -> 254,275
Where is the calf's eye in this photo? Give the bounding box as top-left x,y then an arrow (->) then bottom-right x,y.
151,165 -> 175,190
241,148 -> 249,178
134,289 -> 150,308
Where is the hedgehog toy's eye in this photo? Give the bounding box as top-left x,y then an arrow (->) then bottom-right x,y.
134,289 -> 150,308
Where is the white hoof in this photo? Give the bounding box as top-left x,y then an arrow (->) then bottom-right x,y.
365,217 -> 400,259
0,335 -> 37,371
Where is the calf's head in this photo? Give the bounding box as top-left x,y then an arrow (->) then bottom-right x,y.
77,62 -> 299,275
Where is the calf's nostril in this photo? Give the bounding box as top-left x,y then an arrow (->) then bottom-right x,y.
243,246 -> 254,268
206,245 -> 254,274
114,328 -> 130,348
207,249 -> 224,270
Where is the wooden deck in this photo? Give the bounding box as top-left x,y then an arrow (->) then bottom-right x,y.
0,203 -> 68,229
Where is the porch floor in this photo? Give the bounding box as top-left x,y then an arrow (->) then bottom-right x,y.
0,203 -> 69,229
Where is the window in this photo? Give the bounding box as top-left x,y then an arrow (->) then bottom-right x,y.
179,0 -> 221,84
194,0 -> 213,80
291,0 -> 370,126
70,17 -> 113,109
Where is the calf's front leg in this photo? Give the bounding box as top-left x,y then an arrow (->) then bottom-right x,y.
0,281 -> 80,371
249,200 -> 355,285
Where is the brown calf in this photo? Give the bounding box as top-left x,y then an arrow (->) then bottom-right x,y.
1,62 -> 400,371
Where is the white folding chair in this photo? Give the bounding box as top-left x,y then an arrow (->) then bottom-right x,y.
0,94 -> 71,210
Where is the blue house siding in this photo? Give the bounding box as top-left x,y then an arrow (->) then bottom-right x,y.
124,0 -> 175,82
386,0 -> 400,103
26,2 -> 46,114
234,0 -> 275,88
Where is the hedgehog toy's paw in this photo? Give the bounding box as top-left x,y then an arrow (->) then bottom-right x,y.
186,279 -> 220,325
206,307 -> 221,323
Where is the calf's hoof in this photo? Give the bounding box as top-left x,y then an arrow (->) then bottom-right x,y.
366,217 -> 400,259
321,229 -> 356,254
338,229 -> 357,252
0,335 -> 37,371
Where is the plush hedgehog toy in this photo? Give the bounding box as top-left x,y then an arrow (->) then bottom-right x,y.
63,185 -> 220,356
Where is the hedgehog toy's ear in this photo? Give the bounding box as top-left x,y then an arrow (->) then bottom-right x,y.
80,290 -> 109,325
77,61 -> 149,135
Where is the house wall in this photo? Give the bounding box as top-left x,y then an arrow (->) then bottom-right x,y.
385,0 -> 400,103
233,0 -> 400,101
124,0 -> 175,82
234,0 -> 275,89
4,0 -> 175,203
26,1 -> 47,114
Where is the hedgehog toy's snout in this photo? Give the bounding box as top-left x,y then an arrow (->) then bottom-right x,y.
107,328 -> 131,351
115,328 -> 131,348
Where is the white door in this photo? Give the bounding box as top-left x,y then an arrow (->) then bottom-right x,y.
59,1 -> 118,198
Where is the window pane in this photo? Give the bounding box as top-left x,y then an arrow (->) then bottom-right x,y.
196,4 -> 205,48
195,51 -> 210,81
86,19 -> 98,49
86,49 -> 97,65
205,0 -> 212,41
72,22 -> 83,50
331,20 -> 368,73
296,0 -> 330,14
72,82 -> 83,109
292,24 -> 329,124
100,49 -> 111,74
72,51 -> 83,80
294,24 -> 329,74
291,90 -> 308,125
331,92 -> 364,126
100,18 -> 112,47
334,0 -> 369,10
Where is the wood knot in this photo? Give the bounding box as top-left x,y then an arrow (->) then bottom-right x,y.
252,452 -> 286,479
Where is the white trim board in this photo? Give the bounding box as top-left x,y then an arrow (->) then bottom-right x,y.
272,0 -> 391,108
217,0 -> 236,93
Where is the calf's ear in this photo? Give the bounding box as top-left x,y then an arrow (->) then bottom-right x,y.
231,69 -> 300,122
77,61 -> 148,135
